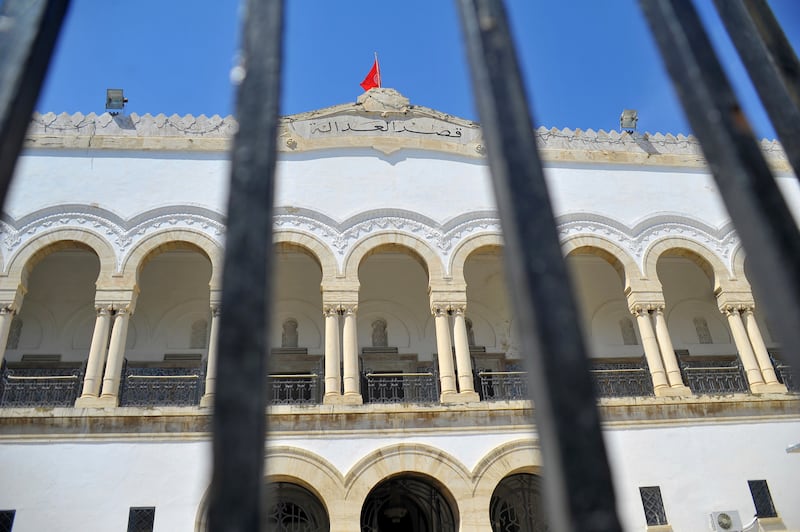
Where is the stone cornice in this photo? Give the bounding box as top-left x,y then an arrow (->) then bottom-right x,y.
23,93 -> 790,171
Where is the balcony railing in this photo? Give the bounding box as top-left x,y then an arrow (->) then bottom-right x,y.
477,370 -> 528,401
679,355 -> 748,395
0,363 -> 84,407
119,362 -> 205,407
774,362 -> 797,393
590,358 -> 654,398
363,371 -> 438,404
268,373 -> 320,405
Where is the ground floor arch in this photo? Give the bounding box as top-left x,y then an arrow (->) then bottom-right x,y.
360,475 -> 456,532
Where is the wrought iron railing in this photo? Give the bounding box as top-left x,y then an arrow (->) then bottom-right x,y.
119,363 -> 205,407
590,358 -> 654,398
773,361 -> 797,393
679,356 -> 748,395
268,373 -> 320,405
363,371 -> 438,404
477,370 -> 528,401
0,364 -> 84,407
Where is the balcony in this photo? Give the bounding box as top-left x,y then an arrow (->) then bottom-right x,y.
268,373 -> 321,405
678,354 -> 748,395
590,357 -> 654,398
363,370 -> 438,404
0,362 -> 84,407
119,361 -> 205,407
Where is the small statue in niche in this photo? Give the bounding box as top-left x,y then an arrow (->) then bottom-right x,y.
371,319 -> 388,348
465,317 -> 476,347
282,318 -> 299,348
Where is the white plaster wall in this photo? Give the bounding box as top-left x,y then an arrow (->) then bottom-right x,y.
1,420 -> 798,531
0,440 -> 210,532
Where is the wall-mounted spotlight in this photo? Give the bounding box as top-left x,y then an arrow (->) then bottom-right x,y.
619,109 -> 638,134
105,89 -> 128,116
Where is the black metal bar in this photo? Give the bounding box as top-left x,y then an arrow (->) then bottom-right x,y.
713,0 -> 800,178
455,1 -> 622,530
0,0 -> 70,211
639,0 -> 800,374
207,0 -> 284,530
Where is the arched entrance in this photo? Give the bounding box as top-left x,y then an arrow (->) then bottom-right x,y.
265,482 -> 330,532
361,475 -> 456,532
490,473 -> 548,532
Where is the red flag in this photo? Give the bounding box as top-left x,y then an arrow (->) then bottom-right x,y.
360,57 -> 381,91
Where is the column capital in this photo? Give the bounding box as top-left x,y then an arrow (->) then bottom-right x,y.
341,304 -> 358,315
630,303 -> 663,315
722,303 -> 752,316
210,304 -> 221,318
94,305 -> 113,317
0,305 -> 16,316
626,291 -> 665,314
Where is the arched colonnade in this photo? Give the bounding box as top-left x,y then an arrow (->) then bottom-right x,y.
0,225 -> 786,408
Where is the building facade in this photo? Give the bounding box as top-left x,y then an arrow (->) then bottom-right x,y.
0,89 -> 798,531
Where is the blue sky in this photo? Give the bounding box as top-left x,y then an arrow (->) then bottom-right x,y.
35,0 -> 800,138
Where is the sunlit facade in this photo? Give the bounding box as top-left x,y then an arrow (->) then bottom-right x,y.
0,89 -> 798,531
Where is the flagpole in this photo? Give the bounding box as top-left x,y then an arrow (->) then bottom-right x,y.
374,51 -> 381,88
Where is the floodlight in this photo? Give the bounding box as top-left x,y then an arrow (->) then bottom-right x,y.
619,109 -> 638,132
105,89 -> 128,115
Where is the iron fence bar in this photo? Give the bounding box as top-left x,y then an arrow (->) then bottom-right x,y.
712,0 -> 800,179
207,0 -> 284,530
455,1 -> 622,530
0,0 -> 70,208
639,0 -> 800,375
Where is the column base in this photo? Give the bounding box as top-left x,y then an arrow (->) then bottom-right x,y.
750,382 -> 788,394
199,394 -> 215,408
440,391 -> 480,404
439,391 -> 461,403
74,395 -> 119,408
339,393 -> 363,405
322,393 -> 345,405
653,385 -> 692,397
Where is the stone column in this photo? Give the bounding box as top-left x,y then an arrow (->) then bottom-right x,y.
77,306 -> 112,400
742,307 -> 785,391
724,306 -> 766,392
200,305 -> 221,407
653,306 -> 691,394
452,307 -> 479,401
341,305 -> 362,404
433,306 -> 457,399
633,306 -> 669,393
0,306 -> 16,370
323,306 -> 342,401
98,308 -> 132,406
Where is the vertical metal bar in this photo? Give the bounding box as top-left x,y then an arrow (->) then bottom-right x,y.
713,0 -> 800,178
0,0 -> 71,210
639,0 -> 800,372
207,0 -> 284,530
455,1 -> 622,530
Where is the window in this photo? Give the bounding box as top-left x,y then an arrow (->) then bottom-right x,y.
639,486 -> 667,526
190,319 -> 209,349
0,510 -> 15,532
127,507 -> 155,532
619,317 -> 638,345
748,480 -> 777,518
693,316 -> 713,344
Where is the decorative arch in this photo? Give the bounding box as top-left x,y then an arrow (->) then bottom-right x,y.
449,233 -> 503,285
343,233 -> 445,285
120,229 -> 222,288
4,228 -> 115,288
344,443 -> 471,511
643,237 -> 731,291
472,439 -> 542,500
196,446 -> 345,532
731,243 -> 748,284
273,229 -> 338,281
562,235 -> 642,292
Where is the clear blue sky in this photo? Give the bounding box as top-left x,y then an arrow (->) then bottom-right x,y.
35,0 -> 800,138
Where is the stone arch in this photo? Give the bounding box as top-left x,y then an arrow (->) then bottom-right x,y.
730,243 -> 749,285
4,228 -> 115,289
274,229 -> 338,281
344,444 -> 471,514
472,439 -> 542,499
120,229 -> 222,289
562,235 -> 642,292
195,446 -> 345,532
643,237 -> 730,292
343,233 -> 445,285
449,233 -> 503,285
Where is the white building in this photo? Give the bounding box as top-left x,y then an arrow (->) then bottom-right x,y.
0,89 -> 798,531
